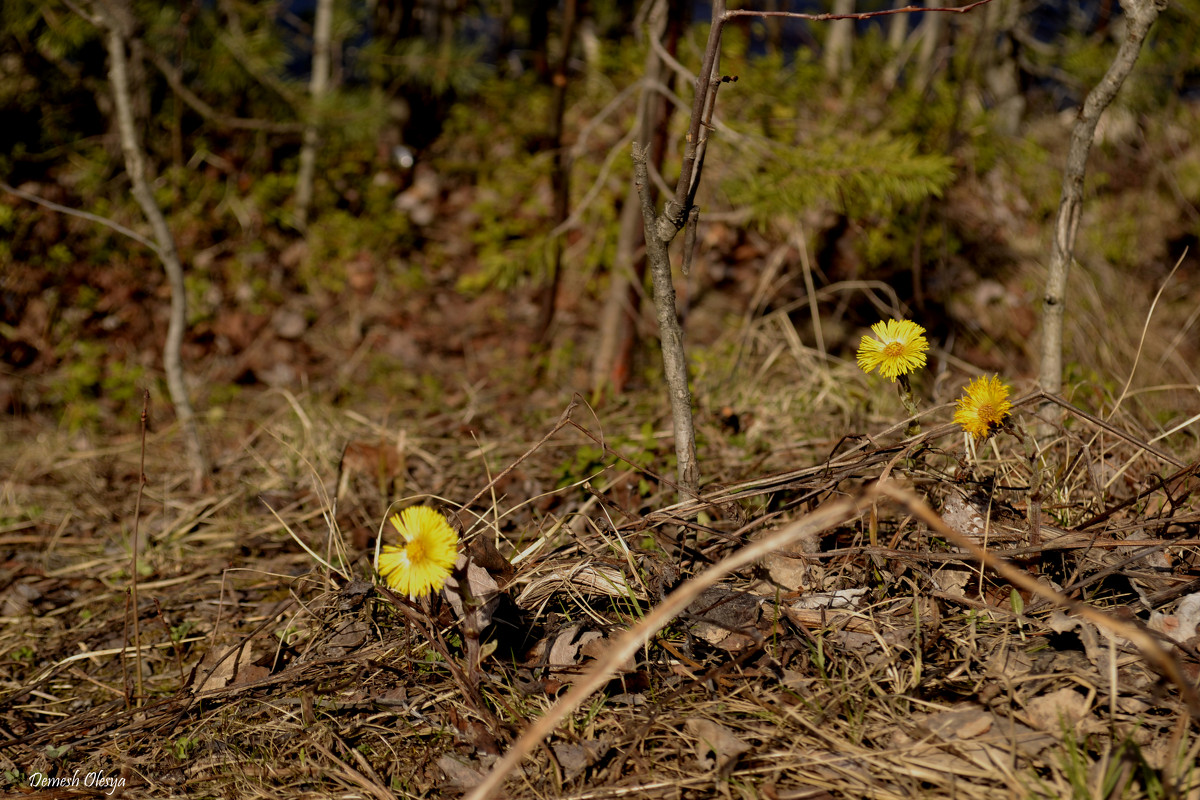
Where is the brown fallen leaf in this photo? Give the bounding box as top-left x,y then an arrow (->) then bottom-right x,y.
438,754 -> 486,790
686,587 -> 760,650
444,555 -> 501,633
551,739 -> 609,782
686,718 -> 751,777
1023,687 -> 1101,734
191,642 -> 259,693
1149,592 -> 1200,644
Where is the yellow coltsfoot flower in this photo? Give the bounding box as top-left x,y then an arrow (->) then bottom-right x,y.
378,506 -> 459,599
954,375 -> 1014,441
856,319 -> 929,381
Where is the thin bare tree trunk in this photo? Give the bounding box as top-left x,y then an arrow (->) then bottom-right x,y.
881,0 -> 911,89
634,144 -> 698,492
1039,0 -> 1164,406
591,0 -> 670,397
294,0 -> 334,230
100,5 -> 208,489
915,8 -> 943,88
536,0 -> 578,340
592,186 -> 645,397
823,0 -> 855,78
634,0 -> 728,494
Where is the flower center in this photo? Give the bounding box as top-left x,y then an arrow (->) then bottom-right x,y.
883,342 -> 905,358
406,539 -> 427,563
978,403 -> 995,422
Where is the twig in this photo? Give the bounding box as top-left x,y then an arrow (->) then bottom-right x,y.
144,47 -> 304,134
723,0 -> 997,23
1017,390 -> 1186,469
1108,249 -> 1186,419
0,181 -> 160,254
126,390 -> 150,706
457,398 -> 580,515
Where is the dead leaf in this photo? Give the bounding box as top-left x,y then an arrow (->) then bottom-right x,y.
1024,687 -> 1098,733
324,617 -> 370,656
552,739 -> 609,781
548,625 -> 603,666
192,643 -> 257,693
444,555 -> 501,634
941,492 -> 988,539
686,718 -> 751,776
514,562 -> 641,611
893,705 -> 1054,772
790,587 -> 867,610
759,553 -> 810,592
438,754 -> 486,790
687,588 -> 760,650
986,640 -> 1035,680
931,565 -> 972,596
1149,591 -> 1200,644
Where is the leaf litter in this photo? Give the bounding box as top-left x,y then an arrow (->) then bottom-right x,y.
2,360 -> 1200,799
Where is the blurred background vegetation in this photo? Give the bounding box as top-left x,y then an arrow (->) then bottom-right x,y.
3,0 -> 1200,436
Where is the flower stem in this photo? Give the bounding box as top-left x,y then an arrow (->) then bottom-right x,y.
896,374 -> 922,438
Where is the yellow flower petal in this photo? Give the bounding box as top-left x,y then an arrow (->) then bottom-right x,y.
378,506 -> 459,599
856,319 -> 929,381
953,375 -> 1014,441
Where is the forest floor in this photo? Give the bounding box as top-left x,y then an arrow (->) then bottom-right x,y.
4,106 -> 1200,799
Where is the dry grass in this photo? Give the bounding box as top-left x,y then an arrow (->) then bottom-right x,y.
3,286 -> 1200,800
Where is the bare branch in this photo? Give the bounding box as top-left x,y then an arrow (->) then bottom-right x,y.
723,0 -> 997,23
0,181 -> 161,254
145,47 -> 304,134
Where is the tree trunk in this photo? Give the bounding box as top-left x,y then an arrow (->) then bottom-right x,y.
535,0 -> 579,341
100,4 -> 208,490
915,8 -> 943,88
294,0 -> 334,230
823,0 -> 855,79
591,0 -> 676,397
1039,0 -> 1164,408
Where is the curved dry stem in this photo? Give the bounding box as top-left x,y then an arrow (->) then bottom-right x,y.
879,482 -> 1200,718
464,496 -> 865,800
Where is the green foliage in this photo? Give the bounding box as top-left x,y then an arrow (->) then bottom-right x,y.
171,735 -> 198,761
1141,0 -> 1200,109
170,621 -> 196,642
555,422 -> 661,495
437,71 -> 556,293
1059,32 -> 1116,94
1041,726 -> 1170,800
436,31 -> 644,294
47,339 -> 147,430
359,36 -> 493,97
713,25 -> 973,274
1003,136 -> 1058,220
723,131 -> 955,221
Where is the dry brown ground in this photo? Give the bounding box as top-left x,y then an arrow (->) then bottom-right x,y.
4,134 -> 1200,798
